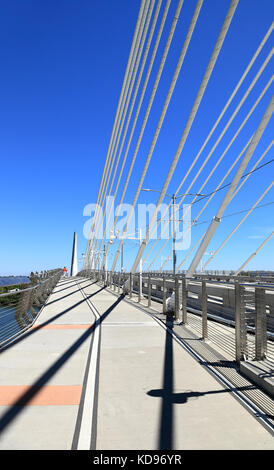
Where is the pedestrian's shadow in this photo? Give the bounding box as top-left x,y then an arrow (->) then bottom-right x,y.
147,315 -> 258,450
149,314 -> 174,450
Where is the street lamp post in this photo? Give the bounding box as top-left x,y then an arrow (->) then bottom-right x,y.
110,230 -> 124,273
121,242 -> 124,273
141,188 -> 205,276
172,194 -> 176,276
127,228 -> 143,298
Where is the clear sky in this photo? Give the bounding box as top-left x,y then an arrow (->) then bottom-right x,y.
0,0 -> 273,275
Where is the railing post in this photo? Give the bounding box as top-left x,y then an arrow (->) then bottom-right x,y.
123,272 -> 126,295
162,275 -> 167,314
181,274 -> 187,324
148,274 -> 151,307
129,273 -> 133,298
202,280 -> 208,339
118,272 -> 121,295
15,290 -> 32,329
28,288 -> 36,320
174,275 -> 179,321
138,272 -> 141,302
235,282 -> 247,363
255,287 -> 267,360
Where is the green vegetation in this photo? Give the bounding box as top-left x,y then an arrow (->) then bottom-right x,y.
0,283 -> 29,295
0,283 -> 30,308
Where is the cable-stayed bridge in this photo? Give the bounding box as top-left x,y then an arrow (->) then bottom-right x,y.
0,0 -> 273,452
83,0 -> 273,278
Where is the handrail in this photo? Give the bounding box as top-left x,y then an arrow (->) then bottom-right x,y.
0,269 -> 63,349
78,268 -> 274,364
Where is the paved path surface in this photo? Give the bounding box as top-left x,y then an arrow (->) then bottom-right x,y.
0,277 -> 273,450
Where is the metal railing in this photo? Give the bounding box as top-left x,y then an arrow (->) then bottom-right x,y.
0,269 -> 62,349
78,269 -> 274,366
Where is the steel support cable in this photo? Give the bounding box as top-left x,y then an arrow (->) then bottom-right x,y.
202,181 -> 274,270
186,94 -> 274,278
93,0 -> 162,261
180,153 -> 274,211
156,200 -> 274,272
95,0 -> 150,209
192,200 -> 274,227
88,0 -> 147,222
98,0 -> 172,271
181,63 -> 272,225
157,137 -> 254,271
174,137 -> 263,269
92,0 -> 154,243
143,36 -> 274,254
84,1 -> 148,269
106,0 -> 186,271
85,1 -> 150,267
150,76 -> 273,269
176,195 -> 274,269
231,140 -> 274,200
87,1 -> 151,259
145,138 -> 252,268
92,1 -> 156,267
168,51 -> 273,207
110,0 -> 204,272
130,0 -> 240,274
235,231 -> 274,275
138,151 -> 273,257
144,86 -> 266,269
174,229 -> 207,270
165,26 -> 274,201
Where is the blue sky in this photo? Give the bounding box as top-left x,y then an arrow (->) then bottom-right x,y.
0,0 -> 273,275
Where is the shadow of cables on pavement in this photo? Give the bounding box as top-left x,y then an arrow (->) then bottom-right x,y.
0,294 -> 125,435
1,286 -> 106,352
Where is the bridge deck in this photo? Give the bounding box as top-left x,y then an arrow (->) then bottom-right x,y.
0,277 -> 273,450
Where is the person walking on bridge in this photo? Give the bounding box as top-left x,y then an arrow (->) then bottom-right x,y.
63,267 -> 68,278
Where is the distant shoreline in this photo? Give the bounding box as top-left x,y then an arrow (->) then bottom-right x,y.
0,276 -> 30,287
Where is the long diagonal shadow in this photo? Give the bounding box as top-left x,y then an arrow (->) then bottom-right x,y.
52,279 -> 96,295
45,282 -> 96,307
52,277 -> 92,291
157,315 -> 174,450
0,293 -> 125,435
54,278 -> 78,288
1,286 -> 106,352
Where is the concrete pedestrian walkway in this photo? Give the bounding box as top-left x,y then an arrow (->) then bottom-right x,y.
0,277 -> 95,450
0,277 -> 273,450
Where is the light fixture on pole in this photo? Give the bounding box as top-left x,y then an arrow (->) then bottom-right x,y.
141,189 -> 205,275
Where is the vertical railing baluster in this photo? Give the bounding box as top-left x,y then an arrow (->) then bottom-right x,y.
181,274 -> 187,324
163,275 -> 167,314
235,282 -> 247,362
138,272 -> 141,302
202,280 -> 208,340
148,274 -> 151,307
255,287 -> 267,360
118,272 -> 121,295
130,273 -> 133,298
174,275 -> 179,321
